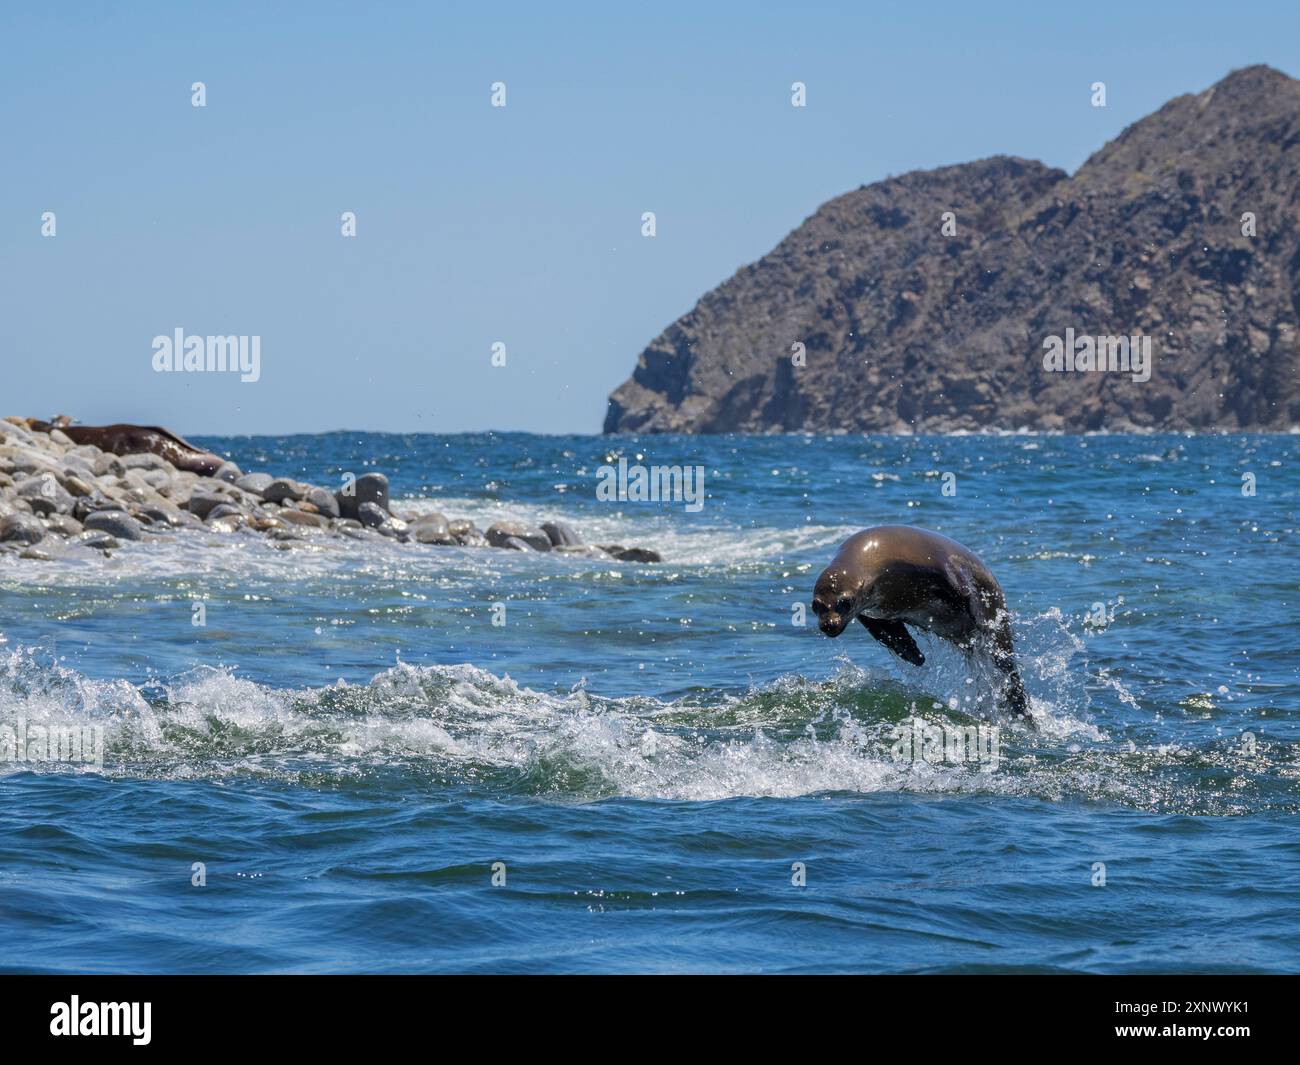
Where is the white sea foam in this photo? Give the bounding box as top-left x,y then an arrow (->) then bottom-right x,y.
0,496 -> 857,586
0,639 -> 1268,813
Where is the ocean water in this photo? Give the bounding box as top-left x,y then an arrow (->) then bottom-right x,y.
1,431 -> 1298,974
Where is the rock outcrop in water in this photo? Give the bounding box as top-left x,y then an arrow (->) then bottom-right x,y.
604,65 -> 1300,433
0,417 -> 660,563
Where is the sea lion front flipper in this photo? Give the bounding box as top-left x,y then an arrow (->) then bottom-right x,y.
859,616 -> 925,666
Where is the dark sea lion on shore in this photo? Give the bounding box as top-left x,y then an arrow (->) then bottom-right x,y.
26,419 -> 225,476
812,525 -> 1030,718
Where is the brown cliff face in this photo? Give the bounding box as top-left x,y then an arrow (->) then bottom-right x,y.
604,66 -> 1300,434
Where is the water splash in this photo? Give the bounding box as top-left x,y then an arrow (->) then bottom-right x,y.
0,644 -> 1288,814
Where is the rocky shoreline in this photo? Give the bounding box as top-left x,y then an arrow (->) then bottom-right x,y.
0,417 -> 661,564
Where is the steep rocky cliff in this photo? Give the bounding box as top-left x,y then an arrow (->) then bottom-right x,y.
604,66 -> 1300,433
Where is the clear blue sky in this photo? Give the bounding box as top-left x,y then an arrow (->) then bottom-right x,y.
3,1 -> 1297,435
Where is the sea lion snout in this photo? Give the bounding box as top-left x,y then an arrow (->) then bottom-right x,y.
811,573 -> 857,637
818,612 -> 850,637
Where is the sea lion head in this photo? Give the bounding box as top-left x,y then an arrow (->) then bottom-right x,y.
811,567 -> 864,637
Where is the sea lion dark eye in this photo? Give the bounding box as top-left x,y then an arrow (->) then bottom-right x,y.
836,597 -> 852,613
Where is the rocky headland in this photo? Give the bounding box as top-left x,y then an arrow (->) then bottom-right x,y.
604,65 -> 1300,434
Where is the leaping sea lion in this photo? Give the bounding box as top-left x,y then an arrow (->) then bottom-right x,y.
811,525 -> 1030,718
25,418 -> 225,476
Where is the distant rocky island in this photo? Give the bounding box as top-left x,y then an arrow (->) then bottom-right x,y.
604,66 -> 1300,434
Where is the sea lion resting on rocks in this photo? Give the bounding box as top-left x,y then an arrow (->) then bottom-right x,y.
2,416 -> 664,563
25,418 -> 225,476
812,525 -> 1030,718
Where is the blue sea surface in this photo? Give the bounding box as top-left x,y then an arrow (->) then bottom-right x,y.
1,431 -> 1298,973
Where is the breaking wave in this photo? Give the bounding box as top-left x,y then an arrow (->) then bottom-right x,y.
0,641 -> 1288,816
